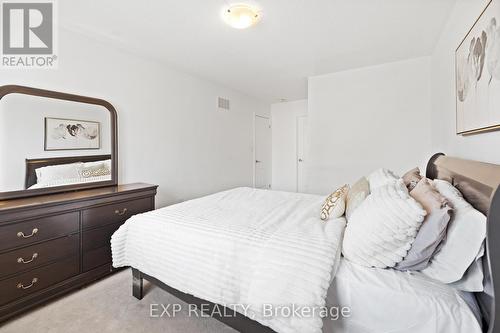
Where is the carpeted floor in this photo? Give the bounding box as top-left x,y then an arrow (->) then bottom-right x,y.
0,269 -> 237,333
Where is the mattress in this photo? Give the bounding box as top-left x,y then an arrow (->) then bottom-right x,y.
323,259 -> 482,333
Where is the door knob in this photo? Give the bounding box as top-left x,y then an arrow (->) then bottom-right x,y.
255,160 -> 262,163
298,159 -> 303,162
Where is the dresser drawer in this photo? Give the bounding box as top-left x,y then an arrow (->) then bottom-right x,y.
82,223 -> 121,251
0,212 -> 79,252
0,256 -> 79,306
82,198 -> 152,229
0,235 -> 79,279
83,246 -> 112,272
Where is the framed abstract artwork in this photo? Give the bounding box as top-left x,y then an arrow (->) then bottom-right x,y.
456,0 -> 500,135
45,117 -> 100,151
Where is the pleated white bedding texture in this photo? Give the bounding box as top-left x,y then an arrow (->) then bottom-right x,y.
323,259 -> 482,333
111,187 -> 346,333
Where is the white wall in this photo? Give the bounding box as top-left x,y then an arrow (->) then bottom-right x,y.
430,0 -> 500,164
307,57 -> 433,194
0,29 -> 269,207
270,99 -> 307,192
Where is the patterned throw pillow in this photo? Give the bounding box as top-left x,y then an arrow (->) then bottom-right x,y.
320,185 -> 349,221
78,165 -> 111,178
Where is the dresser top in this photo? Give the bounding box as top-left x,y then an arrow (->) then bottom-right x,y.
0,183 -> 158,212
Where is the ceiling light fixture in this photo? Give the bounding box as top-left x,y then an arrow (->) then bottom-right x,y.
222,4 -> 261,29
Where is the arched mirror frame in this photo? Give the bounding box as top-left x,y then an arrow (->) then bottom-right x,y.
0,85 -> 118,200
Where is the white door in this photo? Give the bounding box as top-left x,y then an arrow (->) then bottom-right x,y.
297,116 -> 308,192
254,115 -> 271,189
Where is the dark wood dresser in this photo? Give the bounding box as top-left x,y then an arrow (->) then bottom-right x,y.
0,183 -> 158,322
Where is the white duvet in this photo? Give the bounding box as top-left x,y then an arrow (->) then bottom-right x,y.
111,187 -> 346,333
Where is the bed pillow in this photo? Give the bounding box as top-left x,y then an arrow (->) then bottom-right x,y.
35,162 -> 84,184
449,242 -> 485,292
402,167 -> 422,191
345,177 -> 370,221
342,180 -> 426,268
421,179 -> 487,284
367,168 -> 399,191
395,178 -> 452,271
320,184 -> 349,221
82,159 -> 112,169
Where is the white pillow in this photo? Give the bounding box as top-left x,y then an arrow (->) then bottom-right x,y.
29,174 -> 112,189
421,179 -> 486,285
449,242 -> 485,292
342,180 -> 426,268
35,162 -> 83,184
35,159 -> 111,185
82,159 -> 111,169
367,168 -> 399,191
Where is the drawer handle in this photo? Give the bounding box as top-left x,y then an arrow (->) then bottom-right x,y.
17,278 -> 38,290
114,208 -> 128,216
17,253 -> 38,264
17,228 -> 38,239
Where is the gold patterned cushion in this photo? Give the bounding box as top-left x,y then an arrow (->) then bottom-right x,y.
320,184 -> 349,221
78,165 -> 111,178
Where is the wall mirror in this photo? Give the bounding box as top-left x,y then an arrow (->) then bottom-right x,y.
0,85 -> 117,200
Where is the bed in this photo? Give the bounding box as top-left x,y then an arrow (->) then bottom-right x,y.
111,153 -> 500,333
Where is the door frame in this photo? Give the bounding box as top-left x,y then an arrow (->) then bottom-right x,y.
253,114 -> 271,188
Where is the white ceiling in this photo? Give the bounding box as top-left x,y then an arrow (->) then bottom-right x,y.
60,0 -> 456,103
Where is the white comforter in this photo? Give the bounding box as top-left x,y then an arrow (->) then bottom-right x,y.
111,187 -> 346,333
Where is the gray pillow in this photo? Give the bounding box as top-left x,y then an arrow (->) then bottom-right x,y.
395,178 -> 452,271
395,207 -> 451,271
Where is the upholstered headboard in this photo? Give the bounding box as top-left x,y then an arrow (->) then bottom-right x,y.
426,153 -> 500,333
25,154 -> 111,189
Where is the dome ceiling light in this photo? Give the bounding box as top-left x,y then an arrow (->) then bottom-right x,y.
222,4 -> 261,29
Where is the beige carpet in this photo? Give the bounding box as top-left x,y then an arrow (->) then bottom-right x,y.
0,269 -> 237,333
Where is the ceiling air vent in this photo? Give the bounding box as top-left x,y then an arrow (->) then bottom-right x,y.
218,97 -> 230,111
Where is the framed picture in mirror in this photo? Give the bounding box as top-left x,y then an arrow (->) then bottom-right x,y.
45,117 -> 101,150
